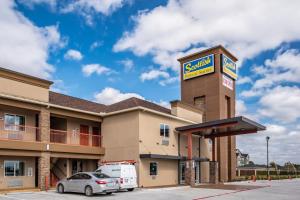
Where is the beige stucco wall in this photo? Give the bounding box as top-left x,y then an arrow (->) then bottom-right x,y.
0,77 -> 49,102
139,159 -> 178,187
171,106 -> 202,123
0,156 -> 36,189
138,111 -> 191,156
138,111 -> 212,186
101,111 -> 140,162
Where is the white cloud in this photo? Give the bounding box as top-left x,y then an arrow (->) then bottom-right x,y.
159,76 -> 178,86
140,69 -> 170,82
94,87 -> 171,109
259,86 -> 300,123
241,49 -> 300,98
19,0 -> 129,25
50,79 -> 68,94
82,64 -> 113,76
114,0 -> 300,72
240,89 -> 263,98
0,0 -> 63,79
236,76 -> 252,85
237,123 -> 300,165
64,49 -> 83,61
18,0 -> 57,9
236,100 -> 247,116
119,58 -> 134,71
155,100 -> 170,109
94,87 -> 144,105
90,41 -> 103,50
254,49 -> 300,89
61,0 -> 128,25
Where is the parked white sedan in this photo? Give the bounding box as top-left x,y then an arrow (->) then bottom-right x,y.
56,172 -> 119,196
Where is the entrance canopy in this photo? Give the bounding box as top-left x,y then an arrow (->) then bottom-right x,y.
175,116 -> 266,138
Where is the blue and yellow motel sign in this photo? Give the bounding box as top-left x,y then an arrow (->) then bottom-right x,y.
182,54 -> 215,80
221,54 -> 237,80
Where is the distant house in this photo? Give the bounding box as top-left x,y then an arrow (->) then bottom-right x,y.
236,149 -> 250,167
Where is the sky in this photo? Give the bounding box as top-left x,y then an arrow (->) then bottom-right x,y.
1,0 -> 300,165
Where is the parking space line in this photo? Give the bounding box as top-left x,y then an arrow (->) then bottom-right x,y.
192,185 -> 270,200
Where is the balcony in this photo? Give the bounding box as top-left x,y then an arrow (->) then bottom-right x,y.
0,119 -> 40,142
50,129 -> 102,147
0,120 -> 102,147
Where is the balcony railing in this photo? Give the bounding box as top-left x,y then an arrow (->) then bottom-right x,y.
0,119 -> 40,142
50,129 -> 102,147
0,120 -> 102,147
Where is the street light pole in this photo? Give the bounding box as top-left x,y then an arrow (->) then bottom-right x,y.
266,136 -> 270,178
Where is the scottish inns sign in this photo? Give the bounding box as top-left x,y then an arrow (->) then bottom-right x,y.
221,54 -> 237,80
183,54 -> 215,80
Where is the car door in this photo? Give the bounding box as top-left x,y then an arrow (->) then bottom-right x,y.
76,173 -> 92,193
65,174 -> 80,192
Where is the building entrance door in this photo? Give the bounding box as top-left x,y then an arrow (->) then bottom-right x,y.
179,162 -> 186,184
72,160 -> 83,174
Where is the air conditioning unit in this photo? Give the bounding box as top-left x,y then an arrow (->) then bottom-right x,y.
161,137 -> 169,146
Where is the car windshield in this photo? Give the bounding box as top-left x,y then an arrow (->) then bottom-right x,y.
92,173 -> 111,178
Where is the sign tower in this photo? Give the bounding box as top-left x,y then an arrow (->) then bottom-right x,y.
178,45 -> 238,182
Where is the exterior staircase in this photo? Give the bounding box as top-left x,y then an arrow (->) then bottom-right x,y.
50,158 -> 67,187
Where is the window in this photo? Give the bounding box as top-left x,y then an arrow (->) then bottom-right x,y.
93,173 -> 110,179
160,124 -> 169,137
68,174 -> 81,180
79,173 -> 92,180
4,161 -> 25,176
194,96 -> 206,109
150,162 -> 157,176
4,114 -> 25,131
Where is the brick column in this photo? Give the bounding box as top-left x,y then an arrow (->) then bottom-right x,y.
209,161 -> 219,184
39,152 -> 50,190
185,160 -> 195,186
38,107 -> 50,190
39,107 -> 50,142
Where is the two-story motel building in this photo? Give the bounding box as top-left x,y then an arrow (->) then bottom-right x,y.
0,46 -> 265,191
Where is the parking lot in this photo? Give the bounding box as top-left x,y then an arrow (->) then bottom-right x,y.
1,179 -> 299,200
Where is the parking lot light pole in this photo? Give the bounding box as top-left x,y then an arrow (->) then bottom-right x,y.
266,136 -> 270,178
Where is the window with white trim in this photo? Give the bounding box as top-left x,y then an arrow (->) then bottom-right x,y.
160,124 -> 169,137
4,114 -> 25,131
4,161 -> 25,176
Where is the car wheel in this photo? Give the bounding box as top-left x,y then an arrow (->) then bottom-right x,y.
128,188 -> 134,192
85,186 -> 93,196
106,192 -> 112,195
57,184 -> 64,193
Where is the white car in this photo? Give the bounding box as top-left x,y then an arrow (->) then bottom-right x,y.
56,172 -> 119,196
96,161 -> 137,191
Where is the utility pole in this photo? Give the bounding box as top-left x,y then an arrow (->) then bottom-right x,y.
266,136 -> 270,178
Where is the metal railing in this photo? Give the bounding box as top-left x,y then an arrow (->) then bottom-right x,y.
0,120 -> 102,147
50,129 -> 102,147
0,119 -> 40,142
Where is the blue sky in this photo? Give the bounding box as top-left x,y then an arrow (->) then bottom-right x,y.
1,0 -> 300,165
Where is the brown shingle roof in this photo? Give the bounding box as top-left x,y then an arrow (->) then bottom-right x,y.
49,92 -> 171,115
49,91 -> 107,113
106,97 -> 171,114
